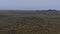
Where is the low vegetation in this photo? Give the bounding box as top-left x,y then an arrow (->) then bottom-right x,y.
0,10 -> 60,34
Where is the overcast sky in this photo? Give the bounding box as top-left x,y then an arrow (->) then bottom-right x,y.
0,0 -> 60,10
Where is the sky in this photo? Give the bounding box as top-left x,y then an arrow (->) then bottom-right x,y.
0,0 -> 60,10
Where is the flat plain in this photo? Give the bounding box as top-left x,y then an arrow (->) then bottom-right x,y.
0,10 -> 60,34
